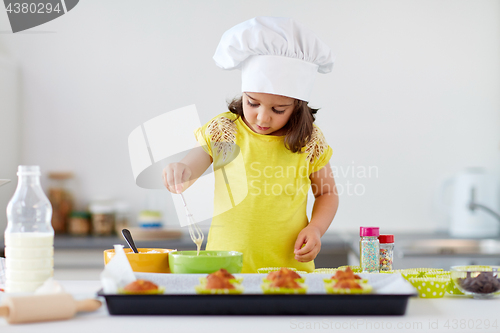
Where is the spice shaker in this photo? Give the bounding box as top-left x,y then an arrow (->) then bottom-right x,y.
378,234 -> 394,271
359,227 -> 380,273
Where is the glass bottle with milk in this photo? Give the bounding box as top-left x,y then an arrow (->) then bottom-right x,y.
5,165 -> 54,293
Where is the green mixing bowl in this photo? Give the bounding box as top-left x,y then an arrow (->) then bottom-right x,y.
168,251 -> 243,274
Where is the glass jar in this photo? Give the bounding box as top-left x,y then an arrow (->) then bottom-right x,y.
114,201 -> 130,234
47,172 -> 74,234
379,234 -> 395,271
359,226 -> 380,273
5,165 -> 54,293
89,199 -> 115,236
68,211 -> 91,236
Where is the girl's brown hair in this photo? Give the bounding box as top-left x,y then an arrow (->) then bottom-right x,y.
227,96 -> 319,153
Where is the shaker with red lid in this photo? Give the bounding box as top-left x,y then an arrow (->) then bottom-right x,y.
379,234 -> 395,271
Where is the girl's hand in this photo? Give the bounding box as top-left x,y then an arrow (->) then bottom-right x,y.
162,163 -> 192,194
294,225 -> 322,262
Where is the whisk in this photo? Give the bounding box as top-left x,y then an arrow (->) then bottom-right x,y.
179,193 -> 204,255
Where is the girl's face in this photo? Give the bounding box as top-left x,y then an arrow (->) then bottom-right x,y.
242,92 -> 296,136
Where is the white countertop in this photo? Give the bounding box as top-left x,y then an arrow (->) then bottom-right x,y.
1,280 -> 500,333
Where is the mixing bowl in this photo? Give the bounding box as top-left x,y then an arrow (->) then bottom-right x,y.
450,265 -> 500,299
104,248 -> 175,273
168,250 -> 243,274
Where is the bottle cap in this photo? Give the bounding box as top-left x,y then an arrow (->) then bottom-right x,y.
17,165 -> 41,176
378,234 -> 394,243
360,227 -> 379,237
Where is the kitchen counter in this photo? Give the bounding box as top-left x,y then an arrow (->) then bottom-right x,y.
2,231 -> 499,270
1,280 -> 499,333
1,232 -> 351,270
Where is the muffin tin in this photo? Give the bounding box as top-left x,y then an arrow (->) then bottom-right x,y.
99,273 -> 416,316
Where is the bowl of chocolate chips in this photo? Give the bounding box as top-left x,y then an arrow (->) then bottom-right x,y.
451,266 -> 500,299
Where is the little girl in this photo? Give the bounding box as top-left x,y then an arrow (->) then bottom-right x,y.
163,16 -> 339,273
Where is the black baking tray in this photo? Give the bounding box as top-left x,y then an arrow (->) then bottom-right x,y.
98,291 -> 415,316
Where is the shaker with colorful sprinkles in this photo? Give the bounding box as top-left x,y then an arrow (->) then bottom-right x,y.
359,227 -> 380,273
378,234 -> 394,271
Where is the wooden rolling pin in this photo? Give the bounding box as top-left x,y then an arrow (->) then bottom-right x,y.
0,293 -> 101,324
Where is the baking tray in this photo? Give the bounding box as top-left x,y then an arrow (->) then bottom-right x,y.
98,273 -> 417,316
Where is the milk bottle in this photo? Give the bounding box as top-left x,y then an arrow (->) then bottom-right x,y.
5,165 -> 54,293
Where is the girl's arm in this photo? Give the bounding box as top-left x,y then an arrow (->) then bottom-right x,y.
162,144 -> 213,193
294,163 -> 339,262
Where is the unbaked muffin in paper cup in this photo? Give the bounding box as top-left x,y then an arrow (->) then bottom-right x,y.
260,268 -> 306,283
118,286 -> 165,295
324,283 -> 373,295
407,277 -> 449,298
199,277 -> 244,285
195,284 -> 244,295
323,277 -> 369,284
261,282 -> 307,294
263,277 -> 305,283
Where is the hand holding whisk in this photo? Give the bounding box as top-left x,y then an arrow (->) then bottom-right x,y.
179,193 -> 204,255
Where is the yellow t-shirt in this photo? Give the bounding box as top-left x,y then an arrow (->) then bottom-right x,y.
194,112 -> 333,273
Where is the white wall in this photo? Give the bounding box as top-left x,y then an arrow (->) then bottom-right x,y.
0,56 -> 20,226
0,0 -> 499,234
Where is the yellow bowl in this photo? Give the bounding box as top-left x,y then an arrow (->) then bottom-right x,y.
104,248 -> 175,273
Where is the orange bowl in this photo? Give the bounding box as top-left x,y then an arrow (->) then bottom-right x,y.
104,248 -> 175,273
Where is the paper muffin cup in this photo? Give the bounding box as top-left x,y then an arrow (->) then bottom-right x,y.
195,284 -> 244,295
118,286 -> 165,295
399,268 -> 444,280
312,268 -> 338,274
263,277 -> 305,283
324,283 -> 373,295
337,265 -> 362,273
257,267 -> 298,274
323,278 -> 369,284
407,277 -> 449,298
199,277 -> 244,285
261,282 -> 307,294
425,271 -> 450,278
445,279 -> 464,295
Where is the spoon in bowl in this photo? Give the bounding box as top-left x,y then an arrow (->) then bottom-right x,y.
121,229 -> 139,253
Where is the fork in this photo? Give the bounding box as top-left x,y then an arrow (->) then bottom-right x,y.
180,193 -> 204,255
